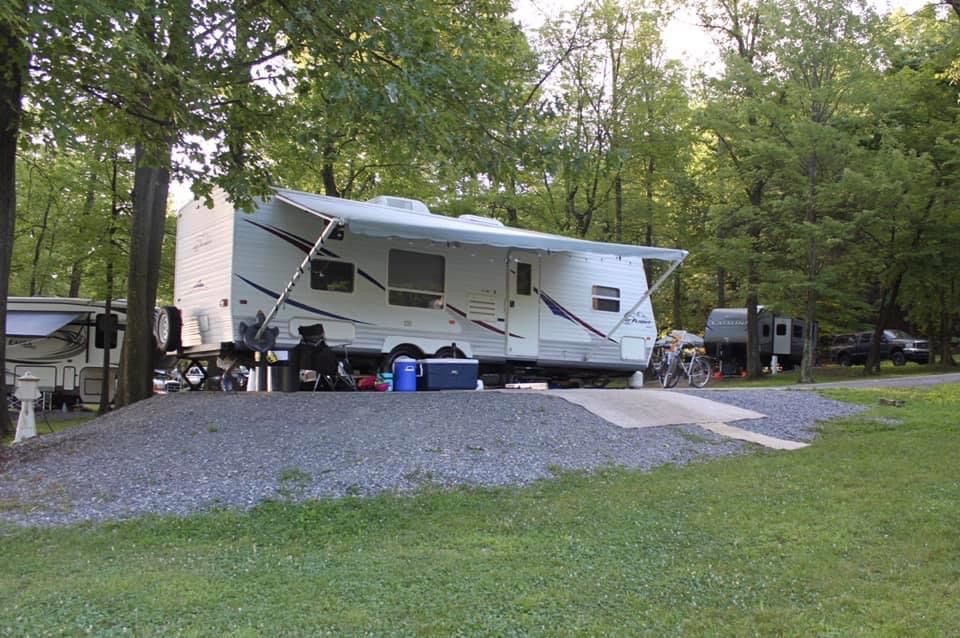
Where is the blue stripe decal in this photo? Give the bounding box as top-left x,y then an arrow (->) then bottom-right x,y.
446,304 -> 524,339
245,219 -> 385,290
539,291 -> 616,342
245,219 -> 312,253
235,275 -> 372,325
246,219 -> 340,258
357,270 -> 386,291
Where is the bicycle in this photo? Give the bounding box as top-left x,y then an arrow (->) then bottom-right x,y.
654,336 -> 712,388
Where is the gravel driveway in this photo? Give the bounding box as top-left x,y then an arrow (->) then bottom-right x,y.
0,390 -> 862,527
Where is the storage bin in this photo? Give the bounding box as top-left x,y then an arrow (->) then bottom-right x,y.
416,358 -> 479,391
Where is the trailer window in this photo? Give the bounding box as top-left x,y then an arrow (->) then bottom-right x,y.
776,324 -> 787,336
762,324 -> 770,338
310,259 -> 355,293
591,286 -> 620,312
388,249 -> 445,309
95,314 -> 118,349
516,263 -> 532,296
793,325 -> 803,339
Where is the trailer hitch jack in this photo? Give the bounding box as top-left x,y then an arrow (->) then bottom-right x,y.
239,310 -> 278,353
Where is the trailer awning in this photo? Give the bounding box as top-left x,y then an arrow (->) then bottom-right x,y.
274,189 -> 688,262
6,311 -> 82,337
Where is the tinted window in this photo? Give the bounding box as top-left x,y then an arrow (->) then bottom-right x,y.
859,333 -> 872,344
884,329 -> 913,340
592,286 -> 620,312
388,249 -> 445,308
95,313 -> 118,349
310,259 -> 354,292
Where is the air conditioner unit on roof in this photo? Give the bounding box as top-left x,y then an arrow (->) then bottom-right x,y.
367,195 -> 431,215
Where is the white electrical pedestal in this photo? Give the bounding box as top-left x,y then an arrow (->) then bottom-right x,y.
13,371 -> 40,443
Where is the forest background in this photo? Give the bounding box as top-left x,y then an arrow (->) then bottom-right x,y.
1,0 -> 958,426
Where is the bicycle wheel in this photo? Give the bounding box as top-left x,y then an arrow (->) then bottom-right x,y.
660,355 -> 681,388
688,357 -> 711,388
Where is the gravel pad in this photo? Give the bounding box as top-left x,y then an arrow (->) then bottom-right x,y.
684,389 -> 866,442
1,392 -> 749,527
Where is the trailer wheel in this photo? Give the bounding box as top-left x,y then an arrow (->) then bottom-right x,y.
154,306 -> 181,353
891,350 -> 906,366
381,346 -> 423,373
837,353 -> 852,367
589,376 -> 611,388
434,346 -> 466,359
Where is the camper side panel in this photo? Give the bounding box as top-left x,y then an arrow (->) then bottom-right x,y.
174,190 -> 236,351
538,253 -> 657,370
231,200 -> 512,358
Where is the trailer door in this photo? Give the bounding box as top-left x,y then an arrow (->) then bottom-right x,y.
773,317 -> 792,355
506,251 -> 540,358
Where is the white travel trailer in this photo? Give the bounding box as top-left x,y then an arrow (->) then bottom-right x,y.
165,188 -> 687,383
5,297 -> 125,406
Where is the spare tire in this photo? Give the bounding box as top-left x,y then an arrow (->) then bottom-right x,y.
154,306 -> 182,353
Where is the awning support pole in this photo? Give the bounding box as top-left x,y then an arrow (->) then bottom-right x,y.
601,257 -> 685,344
254,216 -> 341,341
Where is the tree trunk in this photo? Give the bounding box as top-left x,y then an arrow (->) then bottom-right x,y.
939,283 -> 955,366
672,269 -> 683,329
68,262 -> 83,297
717,268 -> 726,307
504,176 -> 519,226
745,181 -> 764,378
614,174 -> 623,243
643,157 -> 655,284
947,0 -> 960,19
864,272 -> 904,374
0,13 -> 27,435
800,270 -> 818,383
799,153 -> 819,384
69,171 -> 99,297
746,286 -> 761,378
28,193 -> 53,296
99,157 -> 122,414
321,139 -> 340,197
119,142 -> 170,407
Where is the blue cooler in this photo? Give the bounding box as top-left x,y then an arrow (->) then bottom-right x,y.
393,358 -> 417,392
416,358 -> 479,391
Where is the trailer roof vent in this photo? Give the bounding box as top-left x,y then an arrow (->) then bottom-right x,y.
458,214 -> 505,227
367,195 -> 431,215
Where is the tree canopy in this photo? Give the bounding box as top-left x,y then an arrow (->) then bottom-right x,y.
1,0 -> 958,426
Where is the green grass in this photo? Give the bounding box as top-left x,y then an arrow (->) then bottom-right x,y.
1,413 -> 94,447
1,387 -> 959,635
712,360 -> 959,388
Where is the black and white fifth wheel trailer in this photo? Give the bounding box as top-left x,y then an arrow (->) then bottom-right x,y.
703,307 -> 815,373
5,297 -> 125,406
162,188 -> 687,384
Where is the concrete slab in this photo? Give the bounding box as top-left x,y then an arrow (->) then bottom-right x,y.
697,422 -> 809,450
545,388 -> 765,429
539,388 -> 809,451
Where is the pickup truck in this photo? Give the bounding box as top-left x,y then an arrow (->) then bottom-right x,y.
828,330 -> 930,367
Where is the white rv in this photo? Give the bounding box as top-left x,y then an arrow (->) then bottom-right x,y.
5,297 -> 125,405
166,188 -> 687,382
